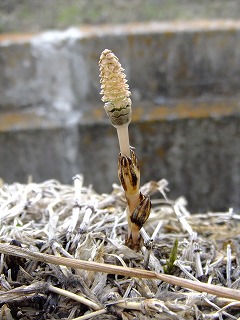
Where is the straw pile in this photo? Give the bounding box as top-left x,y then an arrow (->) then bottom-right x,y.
0,176 -> 240,319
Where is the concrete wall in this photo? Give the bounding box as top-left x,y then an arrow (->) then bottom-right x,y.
0,21 -> 239,212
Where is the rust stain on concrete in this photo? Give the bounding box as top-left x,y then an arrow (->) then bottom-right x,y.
132,99 -> 240,122
1,97 -> 239,133
82,98 -> 240,125
0,112 -> 58,132
0,33 -> 35,44
1,20 -> 240,45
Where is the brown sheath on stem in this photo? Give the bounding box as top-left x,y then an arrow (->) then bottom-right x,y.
118,150 -> 151,250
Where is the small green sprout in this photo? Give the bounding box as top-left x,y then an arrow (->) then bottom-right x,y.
164,239 -> 179,274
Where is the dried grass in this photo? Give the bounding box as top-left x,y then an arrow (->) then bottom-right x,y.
0,176 -> 240,319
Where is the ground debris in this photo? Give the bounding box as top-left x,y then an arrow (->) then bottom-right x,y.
0,178 -> 240,319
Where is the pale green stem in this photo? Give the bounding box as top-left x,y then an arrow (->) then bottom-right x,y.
116,124 -> 130,157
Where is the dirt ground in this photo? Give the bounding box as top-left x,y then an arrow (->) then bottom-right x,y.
1,0 -> 240,33
1,178 -> 240,319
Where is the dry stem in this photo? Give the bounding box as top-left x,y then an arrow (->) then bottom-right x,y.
1,243 -> 240,301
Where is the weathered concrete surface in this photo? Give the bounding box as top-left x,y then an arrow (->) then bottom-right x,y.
0,21 -> 240,212
0,111 -> 80,184
79,96 -> 240,212
0,96 -> 239,212
1,21 -> 240,111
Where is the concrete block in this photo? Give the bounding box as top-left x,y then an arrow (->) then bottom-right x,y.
1,21 -> 240,111
78,96 -> 240,212
0,111 -> 80,184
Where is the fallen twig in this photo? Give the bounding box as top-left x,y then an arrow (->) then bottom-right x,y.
0,243 -> 240,301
